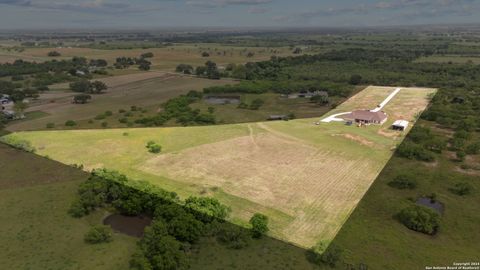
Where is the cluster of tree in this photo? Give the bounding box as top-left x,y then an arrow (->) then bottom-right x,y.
70,79 -> 108,94
0,58 -> 89,78
114,55 -> 152,70
73,94 -> 92,104
203,80 -> 352,97
47,51 -> 61,57
195,61 -> 220,79
396,126 -> 448,162
307,241 -> 343,268
176,64 -> 194,74
114,57 -> 136,69
310,94 -> 329,105
89,59 -> 108,67
68,169 -> 267,270
141,52 -> 154,58
388,174 -> 417,190
396,205 -> 440,235
135,90 -> 215,127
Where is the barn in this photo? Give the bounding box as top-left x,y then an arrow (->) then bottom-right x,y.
343,110 -> 388,124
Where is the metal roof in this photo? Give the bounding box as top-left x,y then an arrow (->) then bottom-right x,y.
392,120 -> 409,128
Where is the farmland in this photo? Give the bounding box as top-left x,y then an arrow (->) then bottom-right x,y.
3,85 -> 436,248
0,43 -> 297,71
6,72 -> 234,131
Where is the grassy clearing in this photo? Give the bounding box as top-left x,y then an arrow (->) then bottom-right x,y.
190,92 -> 350,124
3,86 -> 435,248
0,143 -> 137,270
331,150 -> 480,269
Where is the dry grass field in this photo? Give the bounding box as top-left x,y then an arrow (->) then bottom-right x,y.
2,86 -> 436,248
0,43 -> 295,71
6,72 -> 234,131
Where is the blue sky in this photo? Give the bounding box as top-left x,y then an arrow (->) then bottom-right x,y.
0,0 -> 479,29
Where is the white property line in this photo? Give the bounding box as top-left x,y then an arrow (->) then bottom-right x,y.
320,87 -> 402,123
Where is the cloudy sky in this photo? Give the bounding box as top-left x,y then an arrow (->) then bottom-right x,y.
0,0 -> 479,29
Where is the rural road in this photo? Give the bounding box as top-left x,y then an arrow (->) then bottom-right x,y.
321,87 -> 402,123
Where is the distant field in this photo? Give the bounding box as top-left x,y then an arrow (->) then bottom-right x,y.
6,72 -> 234,131
415,54 -> 480,64
0,43 -> 296,71
3,86 -> 436,248
0,143 -> 136,270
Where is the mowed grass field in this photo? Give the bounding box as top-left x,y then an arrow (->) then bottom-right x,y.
2,86 -> 436,248
0,43 -> 296,71
6,72 -> 234,131
0,143 -> 137,270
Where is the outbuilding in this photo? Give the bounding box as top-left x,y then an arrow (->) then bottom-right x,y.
392,120 -> 409,131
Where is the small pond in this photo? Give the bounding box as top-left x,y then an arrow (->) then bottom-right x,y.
416,197 -> 444,214
103,214 -> 152,237
205,96 -> 240,105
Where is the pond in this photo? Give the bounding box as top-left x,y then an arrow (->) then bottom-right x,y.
103,214 -> 152,237
416,197 -> 444,214
205,96 -> 241,105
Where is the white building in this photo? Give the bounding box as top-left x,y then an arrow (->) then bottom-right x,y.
392,120 -> 409,131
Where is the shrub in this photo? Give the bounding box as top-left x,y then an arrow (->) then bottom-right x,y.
466,142 -> 480,155
0,137 -> 36,153
396,141 -> 435,162
47,50 -> 61,57
185,196 -> 231,222
141,52 -> 154,58
167,213 -> 204,243
104,110 -> 113,116
249,213 -> 269,238
217,226 -> 249,249
146,141 -> 162,153
449,182 -> 474,196
308,241 -> 343,267
249,98 -> 264,110
46,123 -> 55,129
65,120 -> 77,126
388,174 -> 417,190
84,225 -> 113,244
73,94 -> 92,104
68,199 -> 89,217
456,151 -> 466,162
397,205 -> 440,235
119,117 -> 128,124
94,114 -> 106,120
101,122 -> 108,128
349,74 -> 362,85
